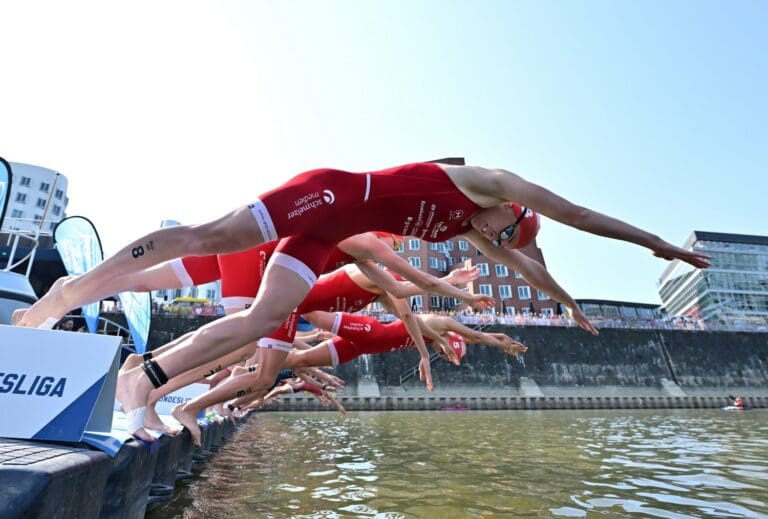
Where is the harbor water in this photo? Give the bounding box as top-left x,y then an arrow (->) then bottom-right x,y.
148,410 -> 768,518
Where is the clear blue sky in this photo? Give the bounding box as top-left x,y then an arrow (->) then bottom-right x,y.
1,1 -> 766,304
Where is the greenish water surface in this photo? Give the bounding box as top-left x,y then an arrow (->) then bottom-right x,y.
148,410 -> 768,518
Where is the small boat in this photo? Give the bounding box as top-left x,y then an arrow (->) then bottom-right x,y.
722,405 -> 749,411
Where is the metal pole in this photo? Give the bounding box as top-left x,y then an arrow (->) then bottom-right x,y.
38,172 -> 60,230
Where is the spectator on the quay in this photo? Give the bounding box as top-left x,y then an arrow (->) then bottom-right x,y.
57,318 -> 75,331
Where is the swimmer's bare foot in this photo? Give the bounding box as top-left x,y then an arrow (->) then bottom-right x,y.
11,308 -> 28,325
116,368 -> 155,442
144,403 -> 180,435
18,275 -> 77,328
172,404 -> 201,447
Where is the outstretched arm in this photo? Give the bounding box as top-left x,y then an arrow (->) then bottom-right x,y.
487,168 -> 710,268
343,236 -> 494,309
465,230 -> 598,336
380,294 -> 435,391
435,316 -> 528,356
360,262 -> 480,299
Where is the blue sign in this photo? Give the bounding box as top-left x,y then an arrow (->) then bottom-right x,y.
54,216 -> 104,333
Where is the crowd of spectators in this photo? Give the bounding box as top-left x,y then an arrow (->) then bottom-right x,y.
359,309 -> 727,332
102,299 -> 763,333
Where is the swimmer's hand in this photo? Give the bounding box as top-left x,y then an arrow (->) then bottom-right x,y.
568,305 -> 599,336
418,356 -> 434,392
651,240 -> 710,269
444,266 -> 480,287
464,293 -> 495,310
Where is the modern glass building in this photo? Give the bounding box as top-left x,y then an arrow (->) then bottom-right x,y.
658,231 -> 768,328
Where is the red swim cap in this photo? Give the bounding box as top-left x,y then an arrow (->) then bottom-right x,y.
445,331 -> 467,361
507,203 -> 540,249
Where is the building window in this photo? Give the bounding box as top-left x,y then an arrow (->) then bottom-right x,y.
458,240 -> 469,251
410,295 -> 423,310
444,241 -> 453,251
518,285 -> 531,299
537,290 -> 549,300
542,308 -> 554,317
174,289 -> 182,298
52,205 -> 61,216
206,289 -> 217,300
20,176 -> 31,187
408,257 -> 421,268
429,257 -> 439,269
429,295 -> 441,308
49,222 -> 56,231
439,260 -> 447,272
514,271 -> 523,279
36,198 -> 47,208
505,305 -> 515,315
477,263 -> 489,276
39,182 -> 50,193
498,285 -> 512,299
495,264 -> 509,277
447,256 -> 456,266
33,214 -> 42,221
429,243 -> 439,251
54,189 -> 64,200
11,209 -> 23,218
15,193 -> 26,203
408,239 -> 420,251
479,284 -> 492,296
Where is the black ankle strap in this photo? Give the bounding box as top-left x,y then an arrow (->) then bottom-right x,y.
142,359 -> 169,388
142,352 -> 153,361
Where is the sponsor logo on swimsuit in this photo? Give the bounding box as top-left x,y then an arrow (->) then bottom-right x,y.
450,209 -> 464,220
0,372 -> 66,397
429,221 -> 448,239
344,321 -> 372,333
287,190 -> 336,220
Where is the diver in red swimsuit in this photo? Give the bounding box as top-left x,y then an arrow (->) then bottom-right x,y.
19,161 -> 709,444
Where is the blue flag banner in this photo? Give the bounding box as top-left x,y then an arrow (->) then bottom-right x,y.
117,290 -> 151,354
0,157 -> 11,229
54,216 -> 105,333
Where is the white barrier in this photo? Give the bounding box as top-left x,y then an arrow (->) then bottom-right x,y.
0,325 -> 120,442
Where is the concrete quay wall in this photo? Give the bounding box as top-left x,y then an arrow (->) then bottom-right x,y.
0,418 -> 247,519
142,317 -> 767,393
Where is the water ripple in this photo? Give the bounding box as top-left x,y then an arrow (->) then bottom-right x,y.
147,410 -> 768,518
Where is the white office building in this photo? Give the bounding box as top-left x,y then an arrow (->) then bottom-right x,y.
658,231 -> 768,328
3,162 -> 69,234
